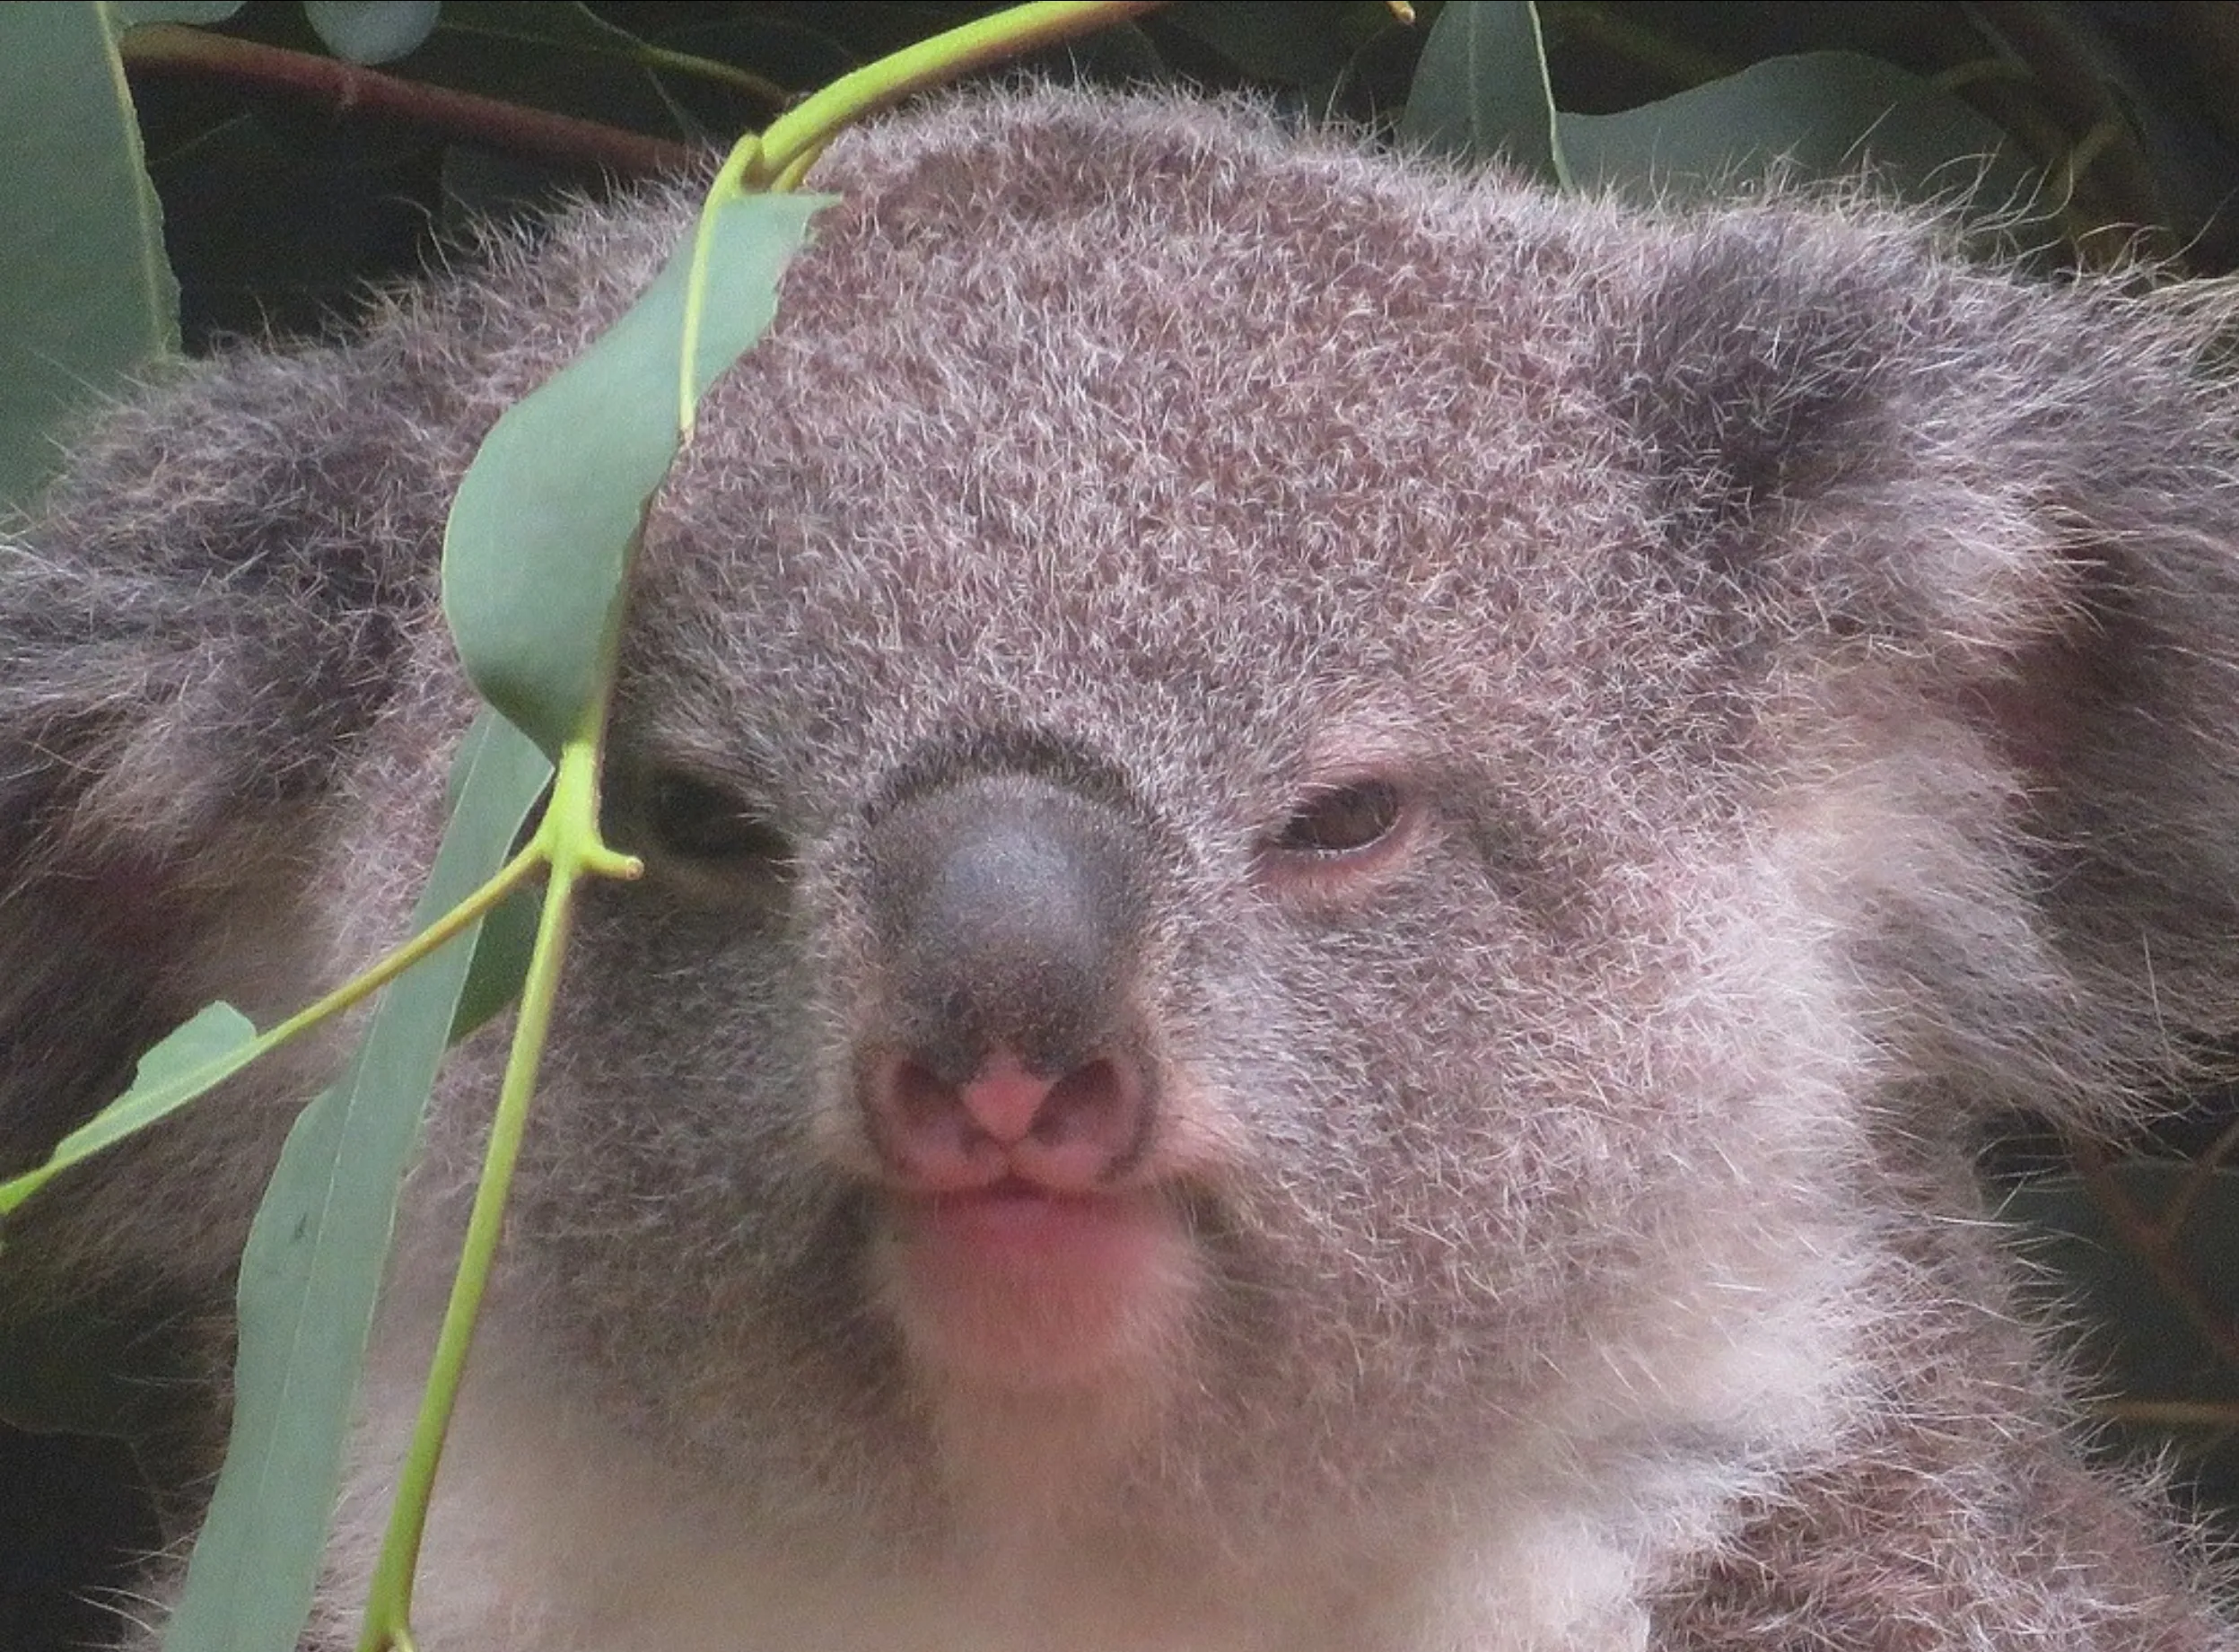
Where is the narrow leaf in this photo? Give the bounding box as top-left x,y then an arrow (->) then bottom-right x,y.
1398,0 -> 1565,187
110,4 -> 244,23
1561,51 -> 2037,210
164,712 -> 550,1652
2000,1164 -> 2239,1504
442,190 -> 827,756
303,1 -> 442,65
448,883 -> 543,1043
0,1001 -> 255,1218
0,1 -> 205,508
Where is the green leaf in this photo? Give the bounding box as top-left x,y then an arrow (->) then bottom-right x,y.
0,1 -> 210,510
413,3 -> 764,146
0,1001 -> 256,1219
302,0 -> 441,65
442,190 -> 827,756
448,883 -> 543,1042
1398,0 -> 1565,188
1561,51 -> 2037,210
164,712 -> 549,1652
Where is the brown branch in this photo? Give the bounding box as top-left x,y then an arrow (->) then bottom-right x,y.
118,22 -> 700,179
2096,1396 -> 2239,1432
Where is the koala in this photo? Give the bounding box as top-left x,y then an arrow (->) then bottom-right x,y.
5,84 -> 2239,1652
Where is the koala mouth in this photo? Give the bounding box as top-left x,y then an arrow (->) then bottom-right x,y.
873,1179 -> 1197,1391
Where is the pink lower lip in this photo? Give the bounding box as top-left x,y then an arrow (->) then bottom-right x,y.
877,1178 -> 1198,1385
903,1183 -> 1149,1259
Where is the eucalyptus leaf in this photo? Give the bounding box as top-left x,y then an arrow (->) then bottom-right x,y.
1398,0 -> 1564,187
0,2 -> 194,509
1561,51 -> 2037,211
2000,1165 -> 2239,1411
1166,1 -> 1384,94
442,190 -> 827,756
303,0 -> 442,65
436,0 -> 654,54
412,1 -> 739,146
164,712 -> 550,1652
0,1001 -> 255,1219
449,883 -> 544,1043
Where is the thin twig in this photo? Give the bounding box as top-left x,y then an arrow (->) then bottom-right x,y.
120,23 -> 698,178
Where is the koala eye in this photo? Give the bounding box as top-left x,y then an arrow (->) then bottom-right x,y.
643,770 -> 793,869
1261,778 -> 1409,863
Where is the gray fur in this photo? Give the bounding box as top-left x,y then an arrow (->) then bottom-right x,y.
6,87 -> 2239,1650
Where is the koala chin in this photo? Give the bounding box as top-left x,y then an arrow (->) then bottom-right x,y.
7,87 -> 2239,1652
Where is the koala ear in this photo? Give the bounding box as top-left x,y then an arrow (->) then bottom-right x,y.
1606,205 -> 2239,1112
0,357 -> 422,1184
1606,210 -> 2094,672
0,285 -> 529,1203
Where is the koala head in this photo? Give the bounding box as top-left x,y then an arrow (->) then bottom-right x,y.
132,96 -> 2171,1628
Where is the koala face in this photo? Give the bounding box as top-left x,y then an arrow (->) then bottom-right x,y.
434,98 -> 1892,1561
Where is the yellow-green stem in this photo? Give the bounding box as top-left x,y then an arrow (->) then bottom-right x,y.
751,1 -> 1164,188
0,842 -> 550,1218
263,844 -> 547,1053
356,743 -> 608,1652
677,135 -> 773,434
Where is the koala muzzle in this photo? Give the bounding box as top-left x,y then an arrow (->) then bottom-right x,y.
860,774 -> 1155,1195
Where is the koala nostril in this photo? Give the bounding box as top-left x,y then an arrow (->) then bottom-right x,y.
890,1058 -> 962,1135
1035,1057 -> 1135,1151
868,1049 -> 1150,1193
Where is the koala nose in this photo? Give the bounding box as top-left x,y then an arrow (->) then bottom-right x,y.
868,1048 -> 1148,1193
860,775 -> 1155,1193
